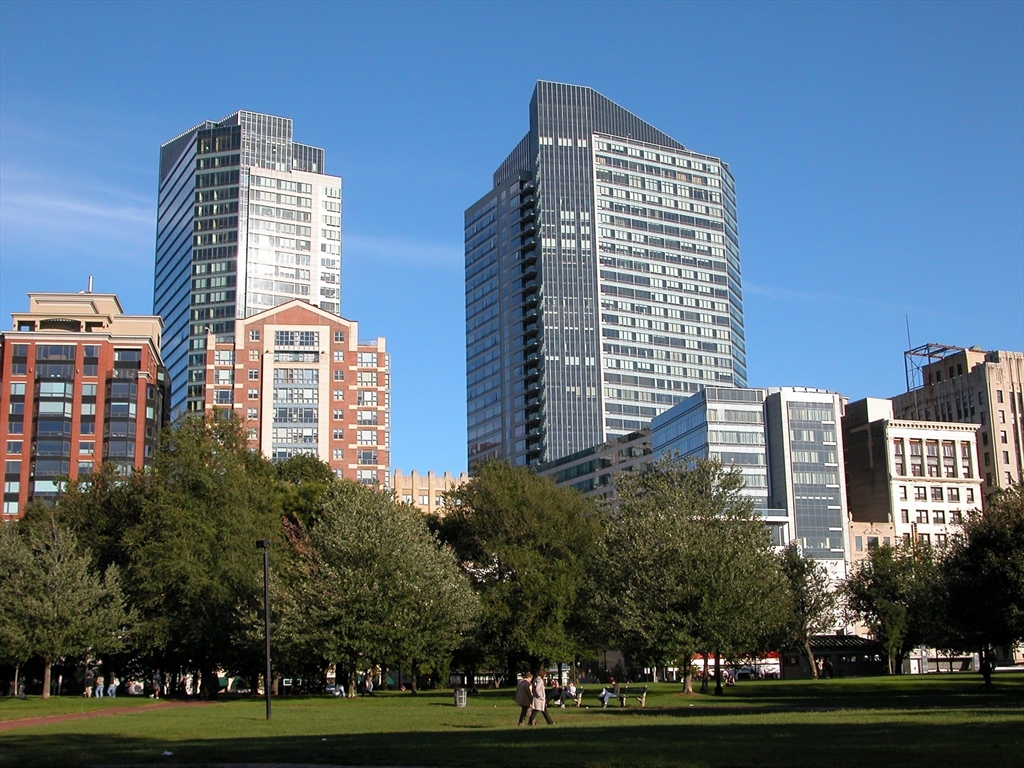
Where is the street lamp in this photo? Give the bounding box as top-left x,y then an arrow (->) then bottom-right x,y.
256,539 -> 271,721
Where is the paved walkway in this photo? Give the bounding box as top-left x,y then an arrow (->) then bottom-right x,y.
0,699 -> 202,731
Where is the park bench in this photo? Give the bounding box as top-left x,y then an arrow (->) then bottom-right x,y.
598,684 -> 649,708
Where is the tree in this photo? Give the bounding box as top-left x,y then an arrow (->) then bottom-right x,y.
122,414 -> 283,696
843,543 -> 940,674
280,481 -> 478,697
779,543 -> 838,679
434,461 -> 602,682
1,515 -> 130,698
600,457 -> 789,695
0,523 -> 37,696
941,482 -> 1024,680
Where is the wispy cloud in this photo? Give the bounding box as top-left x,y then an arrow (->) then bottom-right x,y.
344,232 -> 462,270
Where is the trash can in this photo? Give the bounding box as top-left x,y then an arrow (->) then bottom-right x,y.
453,686 -> 467,707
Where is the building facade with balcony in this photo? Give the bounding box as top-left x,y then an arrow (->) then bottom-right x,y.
1,292 -> 169,518
466,81 -> 744,470
201,299 -> 389,485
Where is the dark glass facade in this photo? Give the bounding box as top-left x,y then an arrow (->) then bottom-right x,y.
466,82 -> 746,469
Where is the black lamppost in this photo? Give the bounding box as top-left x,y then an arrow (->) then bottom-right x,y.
256,539 -> 271,720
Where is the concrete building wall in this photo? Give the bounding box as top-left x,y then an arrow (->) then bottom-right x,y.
391,469 -> 469,515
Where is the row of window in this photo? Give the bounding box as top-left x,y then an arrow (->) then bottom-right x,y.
899,509 -> 964,525
897,484 -> 976,504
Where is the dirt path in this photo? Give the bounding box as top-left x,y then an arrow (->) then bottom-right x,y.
0,699 -> 206,732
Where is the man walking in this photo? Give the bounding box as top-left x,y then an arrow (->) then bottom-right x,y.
528,670 -> 555,725
515,671 -> 534,726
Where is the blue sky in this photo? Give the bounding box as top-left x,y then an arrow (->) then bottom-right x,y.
1,1 -> 1021,474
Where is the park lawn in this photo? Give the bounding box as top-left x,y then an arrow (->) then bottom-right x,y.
0,694 -> 157,720
1,675 -> 1021,768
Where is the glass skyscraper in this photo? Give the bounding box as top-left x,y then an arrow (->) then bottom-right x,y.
466,81 -> 745,468
156,111 -> 342,412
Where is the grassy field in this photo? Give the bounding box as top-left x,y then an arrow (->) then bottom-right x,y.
1,674 -> 1021,767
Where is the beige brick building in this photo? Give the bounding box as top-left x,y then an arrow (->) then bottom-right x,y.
390,469 -> 469,515
892,345 -> 1023,498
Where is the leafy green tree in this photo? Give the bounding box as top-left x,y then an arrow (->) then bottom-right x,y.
276,454 -> 338,530
123,414 -> 283,696
0,523 -> 37,696
280,481 -> 478,697
597,457 -> 788,695
434,461 -> 602,683
941,483 -> 1024,675
0,515 -> 130,698
843,543 -> 940,674
779,543 -> 838,679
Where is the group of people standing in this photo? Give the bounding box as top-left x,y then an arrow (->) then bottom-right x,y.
81,670 -> 119,698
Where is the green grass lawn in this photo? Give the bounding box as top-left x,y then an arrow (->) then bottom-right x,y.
2,674 -> 1022,767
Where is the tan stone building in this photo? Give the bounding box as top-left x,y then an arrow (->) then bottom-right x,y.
390,469 -> 469,515
1,292 -> 169,518
843,397 -> 982,564
202,299 -> 389,485
892,345 -> 1023,498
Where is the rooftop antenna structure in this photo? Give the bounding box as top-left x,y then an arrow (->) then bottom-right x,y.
87,275 -> 93,293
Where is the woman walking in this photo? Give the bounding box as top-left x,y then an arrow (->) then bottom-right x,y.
527,670 -> 555,726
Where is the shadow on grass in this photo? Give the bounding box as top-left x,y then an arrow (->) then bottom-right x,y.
2,715 -> 1022,768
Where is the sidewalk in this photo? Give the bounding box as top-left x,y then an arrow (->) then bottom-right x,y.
0,699 -> 202,732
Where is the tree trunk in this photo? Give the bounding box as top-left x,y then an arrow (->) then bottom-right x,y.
410,659 -> 419,694
42,659 -> 52,699
347,654 -> 358,698
13,664 -> 21,699
700,653 -> 709,694
714,652 -> 723,696
803,636 -> 819,679
681,653 -> 694,695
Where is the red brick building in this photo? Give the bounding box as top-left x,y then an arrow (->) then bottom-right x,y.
202,300 -> 390,485
1,293 -> 169,518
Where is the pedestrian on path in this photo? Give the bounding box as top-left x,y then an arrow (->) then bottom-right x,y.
527,669 -> 555,725
515,672 -> 534,726
107,675 -> 118,698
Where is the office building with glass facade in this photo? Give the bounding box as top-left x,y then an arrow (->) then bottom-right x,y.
156,111 -> 342,414
651,386 -> 789,545
466,81 -> 745,469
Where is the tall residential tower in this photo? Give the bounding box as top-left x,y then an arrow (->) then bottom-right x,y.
465,82 -> 744,468
156,111 -> 342,413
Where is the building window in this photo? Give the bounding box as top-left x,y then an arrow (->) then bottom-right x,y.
358,352 -> 376,367
82,383 -> 97,397
357,390 -> 377,406
3,501 -> 20,516
248,369 -> 259,380
357,429 -> 375,445
247,408 -> 258,420
935,533 -> 947,547
931,487 -> 943,501
250,348 -> 260,361
333,409 -> 344,420
333,331 -> 345,343
984,452 -> 990,466
1006,471 -> 1013,485
999,410 -> 1005,424
919,533 -> 930,546
334,369 -> 345,381
933,510 -> 946,524
357,410 -> 378,425
249,330 -> 260,341
247,428 -> 257,440
216,370 -> 233,385
901,509 -> 910,523
419,495 -> 429,506
914,486 -> 927,501
435,495 -> 444,507
333,389 -> 344,401
909,440 -> 924,476
402,494 -> 413,504
966,488 -> 975,504
902,533 -> 912,546
215,350 -> 234,365
949,510 -> 962,524
948,487 -> 960,502
80,442 -> 94,455
215,390 -> 232,405
960,442 -> 973,477
893,439 -> 904,475
357,450 -> 377,465
942,442 -> 956,477
6,442 -> 22,454
898,485 -> 908,500
248,389 -> 258,399
333,350 -> 344,362
916,510 -> 928,523
333,448 -> 343,460
925,441 -> 939,477
357,469 -> 376,484
9,382 -> 25,395
333,429 -> 343,440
